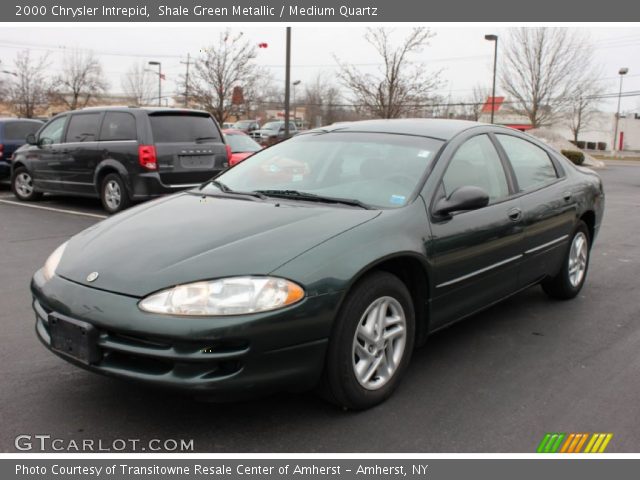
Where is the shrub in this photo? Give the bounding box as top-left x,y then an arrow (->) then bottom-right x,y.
576,141 -> 586,149
561,150 -> 585,166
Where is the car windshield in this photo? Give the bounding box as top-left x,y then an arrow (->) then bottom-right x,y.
234,120 -> 253,128
225,134 -> 262,153
203,132 -> 443,209
261,122 -> 281,131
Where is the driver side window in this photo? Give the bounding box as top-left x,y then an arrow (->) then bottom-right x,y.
38,116 -> 68,145
442,134 -> 509,202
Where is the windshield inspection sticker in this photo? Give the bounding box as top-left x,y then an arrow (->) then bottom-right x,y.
390,195 -> 406,205
417,150 -> 431,158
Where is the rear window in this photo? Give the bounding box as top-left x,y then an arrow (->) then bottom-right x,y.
65,113 -> 102,142
99,112 -> 137,141
3,121 -> 41,141
149,114 -> 221,143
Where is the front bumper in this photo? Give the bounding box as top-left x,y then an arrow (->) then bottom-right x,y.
31,272 -> 341,398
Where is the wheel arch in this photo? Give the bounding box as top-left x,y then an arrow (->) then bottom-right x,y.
579,210 -> 596,246
337,253 -> 432,348
94,160 -> 131,195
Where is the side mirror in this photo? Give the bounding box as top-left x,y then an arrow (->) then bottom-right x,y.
26,133 -> 37,145
434,185 -> 489,217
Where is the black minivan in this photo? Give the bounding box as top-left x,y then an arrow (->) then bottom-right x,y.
11,107 -> 230,213
0,118 -> 44,181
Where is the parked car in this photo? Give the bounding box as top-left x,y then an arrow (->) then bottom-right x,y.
250,120 -> 298,146
11,107 -> 230,213
233,119 -> 260,134
31,119 -> 604,409
222,129 -> 263,166
222,122 -> 235,129
0,118 -> 44,182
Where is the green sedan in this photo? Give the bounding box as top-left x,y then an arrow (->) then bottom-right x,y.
31,119 -> 605,409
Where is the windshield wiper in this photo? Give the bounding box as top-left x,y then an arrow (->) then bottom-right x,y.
195,136 -> 218,143
206,180 -> 267,199
254,190 -> 371,209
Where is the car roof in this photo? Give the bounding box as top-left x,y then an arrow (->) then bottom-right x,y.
73,106 -> 212,116
309,118 -> 488,141
0,117 -> 44,123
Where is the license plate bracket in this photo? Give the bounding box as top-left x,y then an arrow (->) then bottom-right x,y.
49,315 -> 101,365
179,155 -> 215,169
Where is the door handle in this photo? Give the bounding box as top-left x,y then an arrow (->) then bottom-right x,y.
563,191 -> 572,201
508,208 -> 522,222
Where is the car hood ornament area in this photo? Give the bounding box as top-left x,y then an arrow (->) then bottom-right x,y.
86,272 -> 99,282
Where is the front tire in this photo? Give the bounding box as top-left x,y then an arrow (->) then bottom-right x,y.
11,167 -> 42,201
100,173 -> 131,214
542,221 -> 590,300
322,271 -> 415,410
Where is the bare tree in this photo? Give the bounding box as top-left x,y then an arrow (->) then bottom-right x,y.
500,28 -> 597,128
567,79 -> 603,142
50,50 -> 108,110
301,73 -> 344,127
336,27 -> 441,119
6,50 -> 49,118
469,85 -> 491,121
185,30 -> 265,124
121,61 -> 155,106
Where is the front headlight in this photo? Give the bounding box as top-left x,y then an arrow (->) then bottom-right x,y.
138,276 -> 305,316
42,241 -> 68,282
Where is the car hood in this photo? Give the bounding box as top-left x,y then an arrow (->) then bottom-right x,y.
56,192 -> 380,297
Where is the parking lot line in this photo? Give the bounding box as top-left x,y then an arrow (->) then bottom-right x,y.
0,199 -> 107,219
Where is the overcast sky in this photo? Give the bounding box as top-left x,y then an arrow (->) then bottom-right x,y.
0,25 -> 638,112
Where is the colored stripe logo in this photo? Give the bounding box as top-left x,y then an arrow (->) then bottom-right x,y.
537,433 -> 613,453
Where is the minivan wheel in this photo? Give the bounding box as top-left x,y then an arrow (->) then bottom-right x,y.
100,173 -> 131,214
11,167 -> 42,201
542,221 -> 590,300
321,271 -> 415,410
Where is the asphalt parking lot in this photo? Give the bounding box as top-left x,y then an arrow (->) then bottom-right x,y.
1,161 -> 639,453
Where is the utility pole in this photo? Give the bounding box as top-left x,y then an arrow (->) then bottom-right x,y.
284,27 -> 291,138
180,53 -> 191,107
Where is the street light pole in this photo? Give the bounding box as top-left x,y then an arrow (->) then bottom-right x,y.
484,34 -> 498,124
613,67 -> 628,153
148,61 -> 162,106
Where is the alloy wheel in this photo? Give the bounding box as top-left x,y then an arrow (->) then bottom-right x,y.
104,180 -> 121,210
352,296 -> 407,390
15,172 -> 34,198
568,231 -> 588,288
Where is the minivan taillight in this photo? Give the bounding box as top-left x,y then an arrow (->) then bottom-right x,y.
0,144 -> 4,159
138,145 -> 157,170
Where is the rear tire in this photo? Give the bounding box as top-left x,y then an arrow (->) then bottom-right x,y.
321,271 -> 415,410
100,173 -> 131,214
542,221 -> 590,300
11,167 -> 42,201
